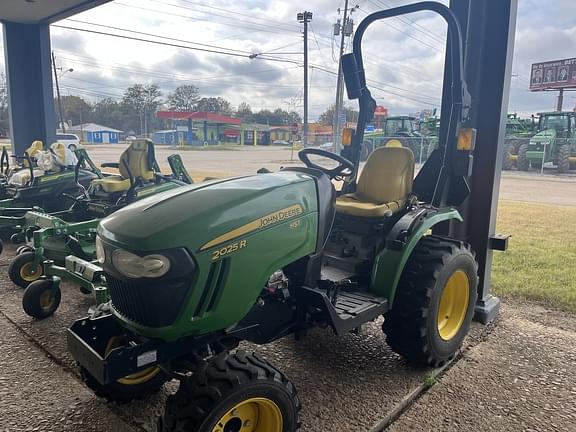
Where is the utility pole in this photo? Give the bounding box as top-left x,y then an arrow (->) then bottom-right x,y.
556,88 -> 564,111
333,2 -> 358,153
52,52 -> 65,133
298,11 -> 313,147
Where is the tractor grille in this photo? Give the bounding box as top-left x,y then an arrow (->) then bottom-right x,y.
107,274 -> 190,327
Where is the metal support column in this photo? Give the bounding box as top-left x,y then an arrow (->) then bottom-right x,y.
3,22 -> 56,154
448,0 -> 518,323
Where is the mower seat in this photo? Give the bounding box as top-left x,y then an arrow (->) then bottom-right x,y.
22,141 -> 44,167
335,147 -> 414,218
91,139 -> 155,193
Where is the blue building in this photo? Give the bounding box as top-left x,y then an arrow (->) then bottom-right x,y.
68,123 -> 122,144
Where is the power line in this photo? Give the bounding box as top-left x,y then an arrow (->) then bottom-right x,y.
360,3 -> 443,52
113,1 -> 299,36
53,24 -> 301,66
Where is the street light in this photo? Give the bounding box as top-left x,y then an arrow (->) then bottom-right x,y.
58,68 -> 74,79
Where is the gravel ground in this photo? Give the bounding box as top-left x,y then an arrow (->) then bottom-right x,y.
0,243 -> 487,432
388,301 -> 576,432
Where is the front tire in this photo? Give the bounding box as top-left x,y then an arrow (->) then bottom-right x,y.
383,236 -> 478,367
159,350 -> 300,432
517,143 -> 529,171
8,251 -> 43,288
557,144 -> 570,173
22,279 -> 61,319
82,336 -> 170,403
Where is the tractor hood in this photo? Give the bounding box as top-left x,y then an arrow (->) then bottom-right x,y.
530,129 -> 556,144
98,171 -> 319,253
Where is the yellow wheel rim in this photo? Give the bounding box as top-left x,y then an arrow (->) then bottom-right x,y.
20,261 -> 43,282
437,270 -> 470,341
212,397 -> 283,432
39,289 -> 54,310
104,337 -> 161,386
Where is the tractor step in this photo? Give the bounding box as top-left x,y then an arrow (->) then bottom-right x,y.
334,291 -> 385,321
299,287 -> 388,335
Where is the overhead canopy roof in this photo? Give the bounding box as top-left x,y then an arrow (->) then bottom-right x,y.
0,0 -> 112,24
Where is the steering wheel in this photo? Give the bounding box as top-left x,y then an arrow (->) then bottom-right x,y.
298,148 -> 356,179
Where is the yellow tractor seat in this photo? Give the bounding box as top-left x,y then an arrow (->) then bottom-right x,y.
22,140 -> 44,167
335,146 -> 415,218
91,139 -> 155,193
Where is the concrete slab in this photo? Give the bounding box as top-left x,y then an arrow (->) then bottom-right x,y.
0,243 -> 486,431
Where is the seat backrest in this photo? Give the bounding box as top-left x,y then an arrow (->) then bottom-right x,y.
355,147 -> 415,204
118,139 -> 155,181
50,142 -> 66,165
22,140 -> 44,167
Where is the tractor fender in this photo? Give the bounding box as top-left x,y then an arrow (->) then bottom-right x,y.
369,207 -> 462,305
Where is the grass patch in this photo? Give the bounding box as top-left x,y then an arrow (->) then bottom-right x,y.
492,200 -> 576,312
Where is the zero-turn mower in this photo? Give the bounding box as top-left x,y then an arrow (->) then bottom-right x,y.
37,2 -> 481,430
12,139 -> 192,308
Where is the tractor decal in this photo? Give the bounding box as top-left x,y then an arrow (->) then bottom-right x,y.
200,204 -> 303,251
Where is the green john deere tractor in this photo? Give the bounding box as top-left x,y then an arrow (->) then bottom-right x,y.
36,3 -> 479,430
517,111 -> 576,173
502,113 -> 536,170
10,139 -> 192,301
362,115 -> 433,162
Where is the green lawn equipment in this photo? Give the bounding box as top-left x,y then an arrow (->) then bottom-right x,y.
11,139 -> 193,297
517,111 -> 576,173
37,3 -> 479,430
0,141 -> 99,246
502,113 -> 537,170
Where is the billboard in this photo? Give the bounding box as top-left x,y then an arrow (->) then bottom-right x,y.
530,58 -> 576,91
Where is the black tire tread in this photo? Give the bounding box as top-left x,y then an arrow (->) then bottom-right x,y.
557,144 -> 571,173
159,350 -> 301,432
383,235 -> 478,367
22,279 -> 61,319
517,143 -> 529,171
81,366 -> 169,404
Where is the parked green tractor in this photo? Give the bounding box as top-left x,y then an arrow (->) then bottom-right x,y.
33,3 -> 480,430
362,115 -> 434,162
502,113 -> 537,170
517,111 -> 576,173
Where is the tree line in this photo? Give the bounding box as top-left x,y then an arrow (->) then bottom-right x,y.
0,76 -> 359,138
57,83 -> 303,136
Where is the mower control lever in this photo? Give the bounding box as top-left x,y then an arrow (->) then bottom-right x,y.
298,148 -> 356,179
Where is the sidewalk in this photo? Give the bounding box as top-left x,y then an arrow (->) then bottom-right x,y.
388,302 -> 576,432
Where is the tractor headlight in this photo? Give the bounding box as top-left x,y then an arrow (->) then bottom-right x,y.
112,249 -> 171,279
95,236 -> 106,264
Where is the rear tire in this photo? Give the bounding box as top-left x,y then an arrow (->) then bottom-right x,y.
158,350 -> 300,432
502,140 -> 517,170
383,235 -> 478,367
8,251 -> 43,288
22,279 -> 61,319
517,143 -> 529,171
557,144 -> 570,173
82,336 -> 169,403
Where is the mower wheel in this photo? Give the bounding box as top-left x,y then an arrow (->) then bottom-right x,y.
22,279 -> 61,319
517,143 -> 529,171
557,144 -> 570,173
16,245 -> 34,255
383,235 -> 478,367
81,336 -> 169,404
158,350 -> 301,432
8,252 -> 44,288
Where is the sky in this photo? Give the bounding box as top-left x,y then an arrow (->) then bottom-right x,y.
1,0 -> 576,121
